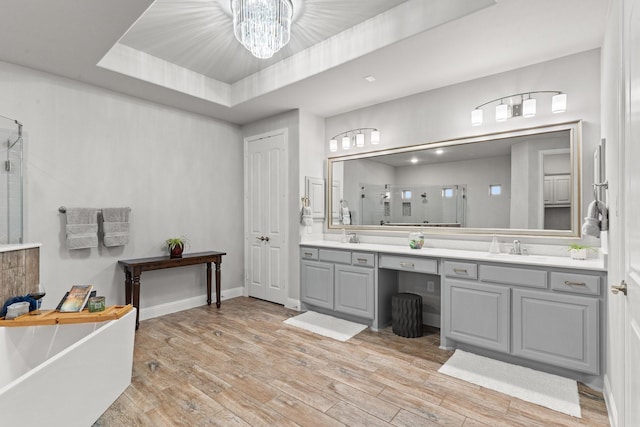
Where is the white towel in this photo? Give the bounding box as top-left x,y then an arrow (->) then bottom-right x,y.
101,207 -> 131,247
341,207 -> 351,225
300,206 -> 313,226
582,200 -> 608,238
65,208 -> 98,249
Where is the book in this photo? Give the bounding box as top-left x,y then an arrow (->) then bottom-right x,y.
56,290 -> 96,311
58,285 -> 94,312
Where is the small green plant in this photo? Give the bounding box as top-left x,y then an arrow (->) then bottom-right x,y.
165,236 -> 188,250
568,243 -> 592,251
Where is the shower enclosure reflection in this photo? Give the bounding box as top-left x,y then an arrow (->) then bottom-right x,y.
0,115 -> 23,244
358,183 -> 466,227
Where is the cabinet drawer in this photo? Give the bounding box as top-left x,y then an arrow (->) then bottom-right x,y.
379,254 -> 438,274
319,249 -> 351,264
443,261 -> 478,280
480,264 -> 547,289
352,252 -> 375,268
551,272 -> 600,296
300,247 -> 318,260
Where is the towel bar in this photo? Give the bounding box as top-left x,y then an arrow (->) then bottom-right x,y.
58,206 -> 131,214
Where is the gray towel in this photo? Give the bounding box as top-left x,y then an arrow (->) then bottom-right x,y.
101,207 -> 131,247
582,200 -> 608,238
65,208 -> 98,249
300,206 -> 313,226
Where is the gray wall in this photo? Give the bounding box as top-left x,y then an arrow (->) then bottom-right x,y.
0,60 -> 244,313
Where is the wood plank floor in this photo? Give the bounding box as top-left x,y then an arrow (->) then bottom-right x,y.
95,297 -> 609,426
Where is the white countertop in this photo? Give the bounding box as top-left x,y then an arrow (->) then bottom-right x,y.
300,240 -> 606,272
0,243 -> 41,253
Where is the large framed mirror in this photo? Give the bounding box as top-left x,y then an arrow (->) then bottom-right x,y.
328,121 -> 581,237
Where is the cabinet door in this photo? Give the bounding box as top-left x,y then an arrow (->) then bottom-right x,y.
443,278 -> 510,352
553,175 -> 571,204
543,177 -> 553,204
334,265 -> 374,319
513,289 -> 599,374
301,260 -> 334,310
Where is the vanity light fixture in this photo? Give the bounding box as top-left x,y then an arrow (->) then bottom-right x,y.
329,128 -> 380,152
231,0 -> 293,59
471,91 -> 567,126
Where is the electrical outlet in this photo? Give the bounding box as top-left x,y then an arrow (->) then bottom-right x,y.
427,281 -> 435,292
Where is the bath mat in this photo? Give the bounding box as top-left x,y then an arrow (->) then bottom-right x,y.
283,311 -> 367,342
438,350 -> 580,418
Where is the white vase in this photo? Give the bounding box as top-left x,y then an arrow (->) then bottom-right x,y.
570,248 -> 587,260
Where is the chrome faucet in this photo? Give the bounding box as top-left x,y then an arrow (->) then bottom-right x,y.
509,239 -> 528,255
347,232 -> 359,243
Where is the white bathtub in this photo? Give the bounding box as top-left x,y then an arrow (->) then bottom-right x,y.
0,309 -> 136,426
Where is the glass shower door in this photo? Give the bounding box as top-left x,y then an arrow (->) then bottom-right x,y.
0,116 -> 23,244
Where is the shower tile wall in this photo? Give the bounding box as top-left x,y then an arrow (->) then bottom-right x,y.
0,247 -> 39,308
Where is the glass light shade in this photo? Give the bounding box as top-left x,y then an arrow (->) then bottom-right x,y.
342,135 -> 350,150
495,103 -> 509,122
370,130 -> 380,144
231,0 -> 293,59
523,98 -> 536,117
355,132 -> 365,147
471,108 -> 483,126
329,138 -> 338,152
552,93 -> 567,113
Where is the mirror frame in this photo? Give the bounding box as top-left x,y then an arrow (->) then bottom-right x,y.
327,121 -> 582,237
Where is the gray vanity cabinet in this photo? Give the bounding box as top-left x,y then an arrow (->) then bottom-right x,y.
443,277 -> 510,353
300,247 -> 375,320
334,265 -> 375,319
513,289 -> 599,374
300,259 -> 334,310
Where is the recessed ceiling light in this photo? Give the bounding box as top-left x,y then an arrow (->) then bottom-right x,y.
435,148 -> 444,155
364,75 -> 376,83
410,157 -> 418,164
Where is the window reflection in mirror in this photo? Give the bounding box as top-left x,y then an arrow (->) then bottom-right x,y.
328,121 -> 580,237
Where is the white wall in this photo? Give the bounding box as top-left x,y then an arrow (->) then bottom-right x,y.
323,49 -> 601,246
0,60 -> 244,315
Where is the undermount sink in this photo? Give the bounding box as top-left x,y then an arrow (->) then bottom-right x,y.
487,253 -> 547,262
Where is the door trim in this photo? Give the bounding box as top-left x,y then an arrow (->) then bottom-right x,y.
243,128 -> 289,303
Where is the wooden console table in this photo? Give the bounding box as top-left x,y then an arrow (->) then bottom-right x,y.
118,251 -> 226,329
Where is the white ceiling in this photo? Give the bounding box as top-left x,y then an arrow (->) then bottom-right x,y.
0,0 -> 609,125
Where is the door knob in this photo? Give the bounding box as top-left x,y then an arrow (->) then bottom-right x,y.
257,236 -> 270,242
264,236 -> 270,242
611,280 -> 628,296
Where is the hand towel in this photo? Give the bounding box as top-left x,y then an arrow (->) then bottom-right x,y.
101,207 -> 131,247
582,200 -> 608,238
341,207 -> 351,225
65,208 -> 98,249
300,206 -> 313,226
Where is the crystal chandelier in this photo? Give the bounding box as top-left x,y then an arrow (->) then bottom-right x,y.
231,0 -> 293,59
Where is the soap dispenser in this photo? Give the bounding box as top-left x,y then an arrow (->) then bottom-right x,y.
489,235 -> 500,254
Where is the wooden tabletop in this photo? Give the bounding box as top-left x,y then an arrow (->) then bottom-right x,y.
118,251 -> 226,271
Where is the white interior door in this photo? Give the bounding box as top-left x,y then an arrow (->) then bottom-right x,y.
245,130 -> 288,305
623,1 -> 640,423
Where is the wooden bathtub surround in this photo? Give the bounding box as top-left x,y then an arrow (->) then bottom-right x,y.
0,246 -> 39,309
118,251 -> 226,329
97,297 -> 609,426
0,304 -> 133,327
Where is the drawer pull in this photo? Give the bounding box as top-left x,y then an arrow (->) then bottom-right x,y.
357,258 -> 368,264
400,262 -> 415,269
453,268 -> 468,274
564,280 -> 587,286
303,252 -> 313,257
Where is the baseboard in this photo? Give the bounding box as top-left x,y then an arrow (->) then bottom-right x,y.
139,286 -> 245,321
285,298 -> 301,311
603,374 -> 619,427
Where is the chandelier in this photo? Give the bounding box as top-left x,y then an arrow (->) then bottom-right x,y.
231,0 -> 293,59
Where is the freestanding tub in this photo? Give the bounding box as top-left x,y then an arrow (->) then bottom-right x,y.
0,308 -> 136,426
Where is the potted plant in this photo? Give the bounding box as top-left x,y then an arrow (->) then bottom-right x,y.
568,243 -> 591,260
165,236 -> 188,258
